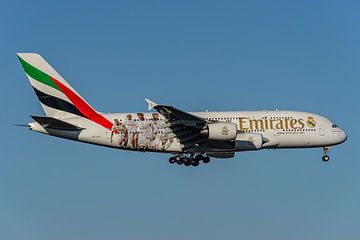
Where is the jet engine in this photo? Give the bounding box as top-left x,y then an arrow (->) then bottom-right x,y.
234,132 -> 263,151
201,123 -> 237,141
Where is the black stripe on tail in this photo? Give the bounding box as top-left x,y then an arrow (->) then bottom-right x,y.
32,87 -> 86,118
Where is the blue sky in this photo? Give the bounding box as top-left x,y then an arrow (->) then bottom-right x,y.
1,0 -> 359,239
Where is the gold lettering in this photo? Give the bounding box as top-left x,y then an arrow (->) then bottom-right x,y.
249,119 -> 264,130
275,119 -> 283,129
269,119 -> 275,129
264,118 -> 269,129
298,119 -> 305,129
284,118 -> 289,129
239,117 -> 249,130
290,119 -> 297,129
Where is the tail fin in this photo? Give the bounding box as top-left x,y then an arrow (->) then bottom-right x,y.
17,53 -> 90,118
17,53 -> 113,130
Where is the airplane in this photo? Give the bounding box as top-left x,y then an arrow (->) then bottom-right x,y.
17,53 -> 347,166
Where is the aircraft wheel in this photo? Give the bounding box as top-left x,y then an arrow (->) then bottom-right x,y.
175,155 -> 181,162
191,160 -> 199,167
195,154 -> 203,161
184,161 -> 191,166
322,155 -> 330,162
177,160 -> 183,165
182,157 -> 190,165
169,157 -> 176,164
203,156 -> 210,164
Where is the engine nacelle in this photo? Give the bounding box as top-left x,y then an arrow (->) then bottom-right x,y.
202,123 -> 237,141
234,133 -> 263,151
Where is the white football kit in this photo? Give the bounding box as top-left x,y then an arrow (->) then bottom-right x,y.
124,119 -> 136,148
150,120 -> 167,150
136,121 -> 151,149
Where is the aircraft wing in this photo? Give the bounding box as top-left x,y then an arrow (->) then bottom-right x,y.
145,99 -> 206,149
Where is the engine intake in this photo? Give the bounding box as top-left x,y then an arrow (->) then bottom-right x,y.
201,123 -> 237,141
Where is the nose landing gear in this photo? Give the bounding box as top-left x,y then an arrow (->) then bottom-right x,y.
322,155 -> 330,162
168,154 -> 210,167
322,147 -> 330,162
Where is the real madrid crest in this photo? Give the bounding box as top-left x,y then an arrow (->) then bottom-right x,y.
307,116 -> 316,128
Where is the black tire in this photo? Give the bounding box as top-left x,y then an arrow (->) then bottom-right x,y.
169,157 -> 176,164
322,155 -> 330,162
203,156 -> 210,163
177,160 -> 183,165
195,155 -> 203,161
184,162 -> 191,166
191,160 -> 199,167
182,157 -> 190,164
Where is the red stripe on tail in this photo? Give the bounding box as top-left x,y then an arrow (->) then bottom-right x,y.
50,76 -> 113,130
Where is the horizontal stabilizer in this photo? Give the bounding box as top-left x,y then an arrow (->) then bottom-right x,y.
31,116 -> 85,131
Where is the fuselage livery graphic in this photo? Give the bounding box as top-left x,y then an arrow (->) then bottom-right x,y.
17,53 -> 347,166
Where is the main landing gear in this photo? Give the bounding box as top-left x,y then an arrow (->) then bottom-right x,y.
169,154 -> 210,167
322,147 -> 330,162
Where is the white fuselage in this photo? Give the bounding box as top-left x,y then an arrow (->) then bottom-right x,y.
29,110 -> 347,154
18,53 -> 347,162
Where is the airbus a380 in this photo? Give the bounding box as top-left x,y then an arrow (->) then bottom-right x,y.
17,53 -> 347,167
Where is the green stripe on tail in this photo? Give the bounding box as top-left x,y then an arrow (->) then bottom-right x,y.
17,55 -> 61,92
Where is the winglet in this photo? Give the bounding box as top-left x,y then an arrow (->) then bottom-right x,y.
145,98 -> 158,110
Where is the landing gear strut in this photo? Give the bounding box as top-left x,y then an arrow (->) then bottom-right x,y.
168,153 -> 210,166
322,147 -> 330,162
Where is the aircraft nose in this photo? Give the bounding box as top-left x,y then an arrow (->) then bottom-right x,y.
339,128 -> 347,143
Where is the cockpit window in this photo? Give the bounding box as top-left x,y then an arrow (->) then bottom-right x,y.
332,124 -> 338,128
